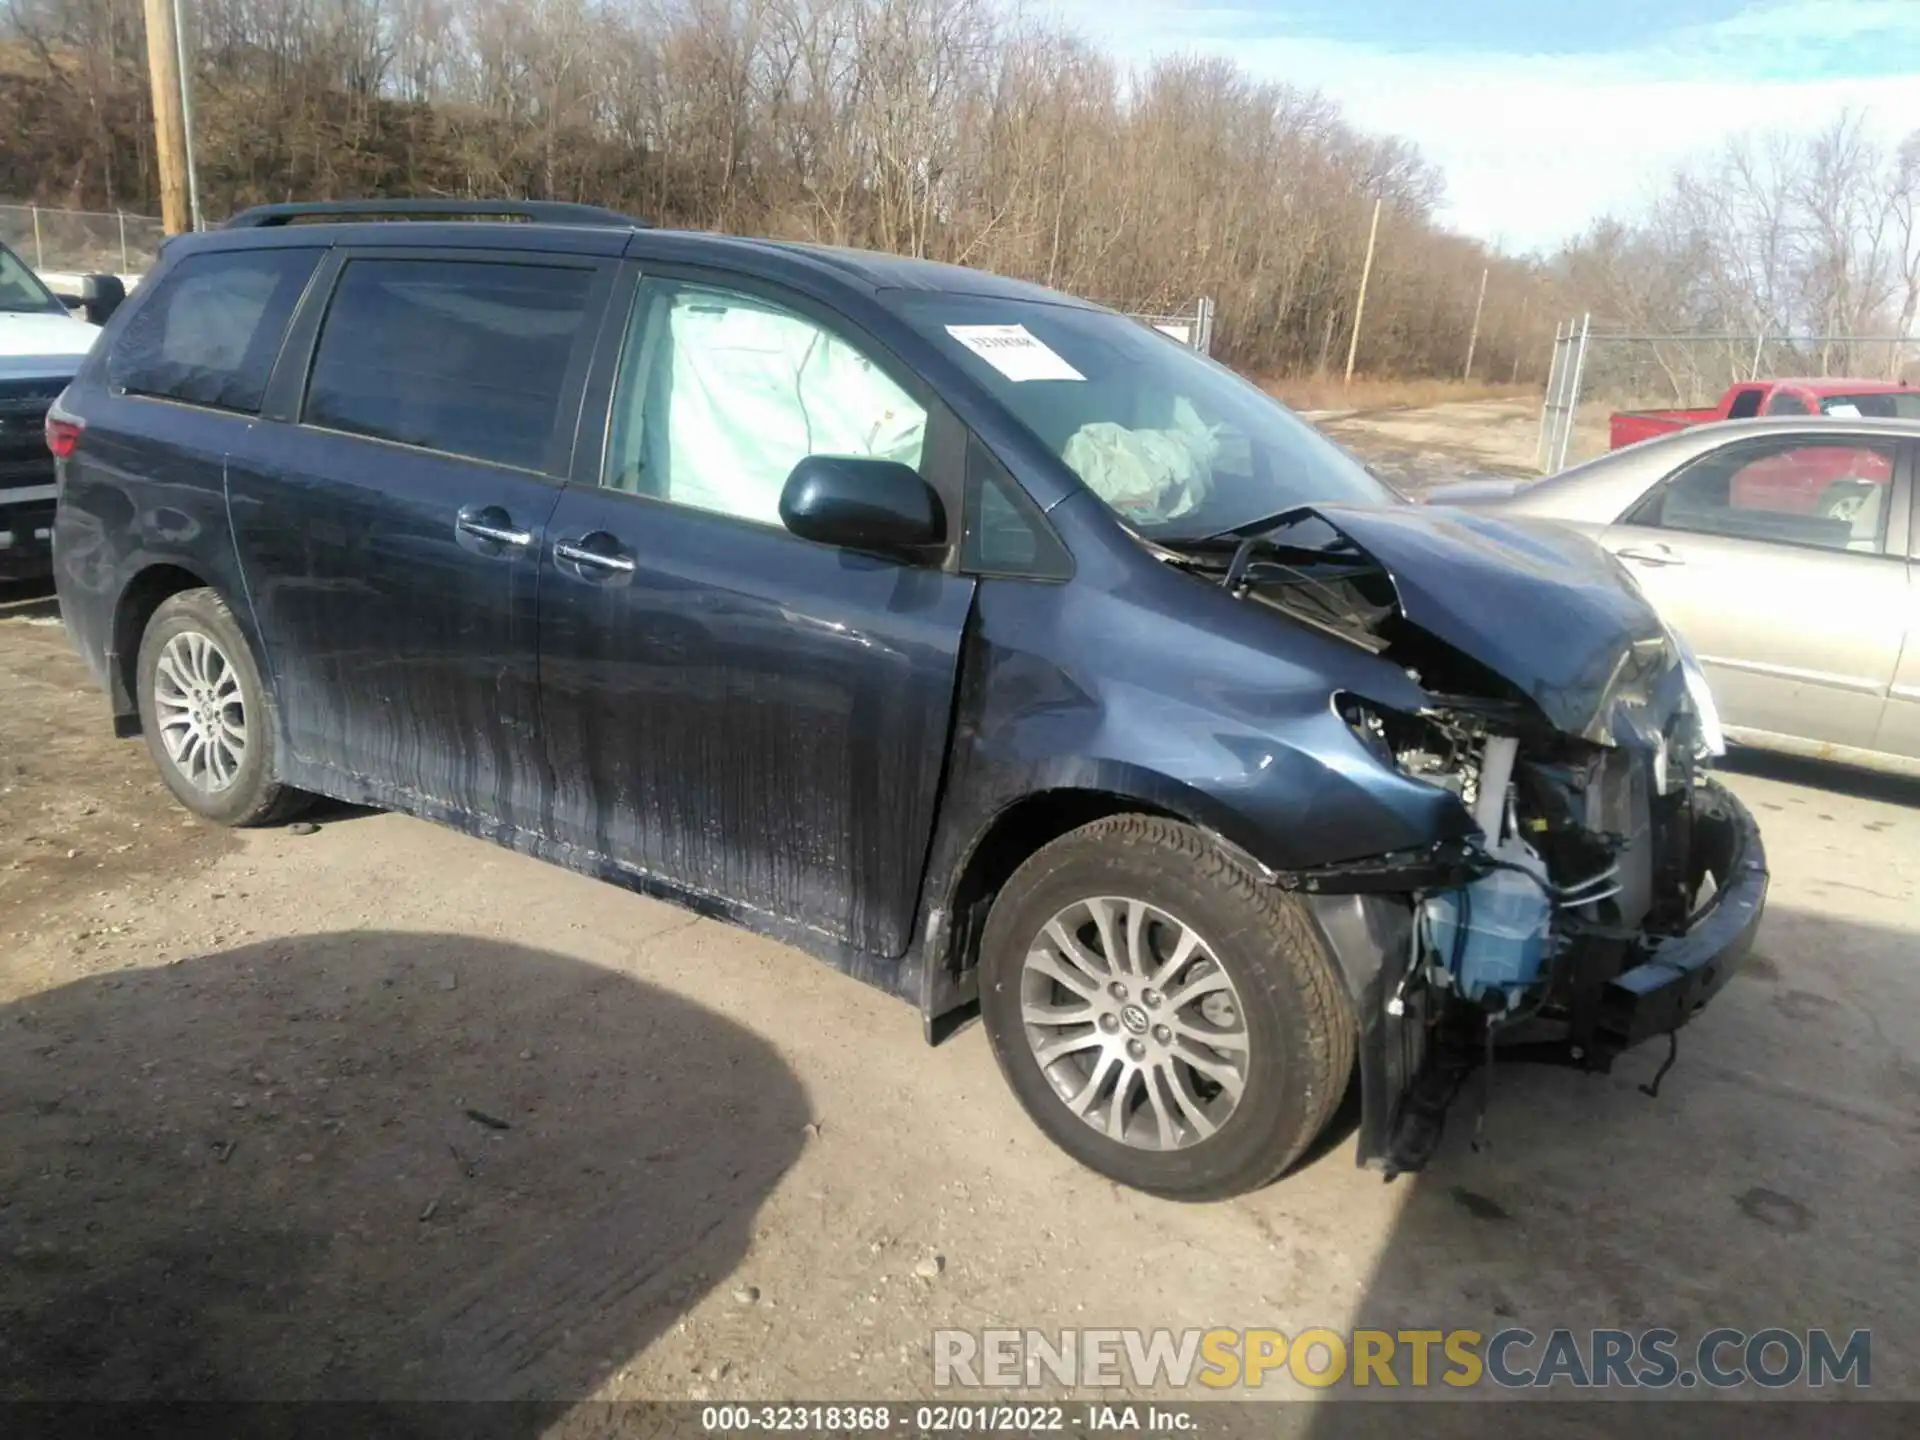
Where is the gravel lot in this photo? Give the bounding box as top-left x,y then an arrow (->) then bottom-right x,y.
2,401 -> 1915,1422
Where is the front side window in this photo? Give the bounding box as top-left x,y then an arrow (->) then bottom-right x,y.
888,292 -> 1395,542
603,279 -> 928,527
304,258 -> 595,472
1762,391 -> 1810,416
1638,436 -> 1897,553
1819,391 -> 1920,419
109,248 -> 320,413
0,241 -> 65,316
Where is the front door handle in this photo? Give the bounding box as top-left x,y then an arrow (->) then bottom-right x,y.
1616,542 -> 1685,567
554,536 -> 638,575
457,505 -> 534,548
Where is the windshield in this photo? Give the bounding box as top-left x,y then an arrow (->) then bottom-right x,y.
891,292 -> 1397,540
0,242 -> 64,316
1820,391 -> 1920,420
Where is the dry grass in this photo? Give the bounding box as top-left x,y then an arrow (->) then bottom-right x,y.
1263,375 -> 1538,413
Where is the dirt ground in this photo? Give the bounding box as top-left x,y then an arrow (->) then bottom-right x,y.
3,402 -> 1917,1420
1304,397 -> 1546,496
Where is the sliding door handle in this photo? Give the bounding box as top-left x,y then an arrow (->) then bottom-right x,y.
457,505 -> 533,548
554,538 -> 637,574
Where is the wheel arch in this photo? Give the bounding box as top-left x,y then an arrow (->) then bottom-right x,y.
919,775 -> 1277,1036
107,562 -> 222,736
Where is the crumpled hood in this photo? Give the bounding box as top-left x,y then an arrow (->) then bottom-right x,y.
0,309 -> 98,366
1297,502 -> 1685,744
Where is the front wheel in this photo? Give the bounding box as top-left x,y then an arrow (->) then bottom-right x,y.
978,815 -> 1355,1201
135,588 -> 309,827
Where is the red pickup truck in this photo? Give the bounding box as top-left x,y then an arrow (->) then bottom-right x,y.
1610,377 -> 1920,448
1610,378 -> 1920,523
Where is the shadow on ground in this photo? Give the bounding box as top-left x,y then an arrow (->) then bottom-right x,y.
0,931 -> 809,1423
0,577 -> 59,622
1717,747 -> 1920,809
1296,905 -> 1919,1437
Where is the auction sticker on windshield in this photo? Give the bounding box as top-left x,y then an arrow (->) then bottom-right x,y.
944,324 -> 1084,382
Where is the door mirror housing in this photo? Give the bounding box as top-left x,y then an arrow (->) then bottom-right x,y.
78,274 -> 127,327
779,456 -> 945,561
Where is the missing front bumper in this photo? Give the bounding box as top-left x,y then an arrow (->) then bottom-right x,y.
1314,780 -> 1768,1175
1595,783 -> 1767,1051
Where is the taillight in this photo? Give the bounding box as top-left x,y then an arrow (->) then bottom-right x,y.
45,415 -> 83,460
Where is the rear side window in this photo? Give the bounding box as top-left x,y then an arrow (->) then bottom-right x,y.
304,259 -> 594,472
109,248 -> 319,413
1725,388 -> 1765,419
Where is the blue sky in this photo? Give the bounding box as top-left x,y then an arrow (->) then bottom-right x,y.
1045,0 -> 1920,251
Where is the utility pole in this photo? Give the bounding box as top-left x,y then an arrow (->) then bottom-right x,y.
1463,266 -> 1489,380
1343,198 -> 1381,388
172,0 -> 203,232
142,0 -> 192,234
1510,296 -> 1529,384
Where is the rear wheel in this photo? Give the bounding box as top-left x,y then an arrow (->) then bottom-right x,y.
135,588 -> 309,827
978,815 -> 1354,1200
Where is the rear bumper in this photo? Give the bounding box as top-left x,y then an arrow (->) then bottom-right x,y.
1595,781 -> 1767,1051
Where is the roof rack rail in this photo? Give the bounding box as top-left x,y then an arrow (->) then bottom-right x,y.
221,199 -> 648,230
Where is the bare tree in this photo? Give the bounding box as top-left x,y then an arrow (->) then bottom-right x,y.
1,0 -> 1560,382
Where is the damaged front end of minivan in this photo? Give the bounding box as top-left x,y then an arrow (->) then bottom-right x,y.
1157,503 -> 1768,1176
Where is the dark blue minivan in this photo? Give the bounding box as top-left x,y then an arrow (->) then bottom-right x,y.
51,201 -> 1765,1198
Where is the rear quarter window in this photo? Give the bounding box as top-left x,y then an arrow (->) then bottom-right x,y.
108,248 -> 320,413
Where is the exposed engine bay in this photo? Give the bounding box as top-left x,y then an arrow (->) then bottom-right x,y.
1151,503 -> 1767,1175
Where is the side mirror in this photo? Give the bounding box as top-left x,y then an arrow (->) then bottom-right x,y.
778,456 -> 945,560
78,274 -> 126,327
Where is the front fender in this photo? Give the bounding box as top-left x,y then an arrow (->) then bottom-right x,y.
913,574 -> 1474,1027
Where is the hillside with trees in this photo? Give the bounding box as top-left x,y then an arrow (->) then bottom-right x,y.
0,0 -> 1550,381
6,0 -> 1919,394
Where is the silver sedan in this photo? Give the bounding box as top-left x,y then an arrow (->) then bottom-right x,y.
1431,415 -> 1920,778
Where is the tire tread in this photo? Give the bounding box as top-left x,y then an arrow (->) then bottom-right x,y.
980,813 -> 1356,1199
136,587 -> 311,829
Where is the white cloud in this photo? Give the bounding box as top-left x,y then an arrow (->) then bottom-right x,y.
1043,0 -> 1920,253
1288,51 -> 1920,253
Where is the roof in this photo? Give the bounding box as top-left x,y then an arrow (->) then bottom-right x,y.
1624,413 -> 1920,447
178,204 -> 1094,308
625,229 -> 1090,305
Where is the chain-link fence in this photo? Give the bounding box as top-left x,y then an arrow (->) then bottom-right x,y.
1090,297 -> 1216,355
1538,317 -> 1918,471
1123,297 -> 1216,356
0,203 -> 165,279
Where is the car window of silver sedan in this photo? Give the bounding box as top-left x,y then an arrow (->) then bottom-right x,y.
1627,435 -> 1897,555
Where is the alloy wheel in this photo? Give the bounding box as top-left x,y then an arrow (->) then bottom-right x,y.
1019,896 -> 1250,1151
152,629 -> 248,793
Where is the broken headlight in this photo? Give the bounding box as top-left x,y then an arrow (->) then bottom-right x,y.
1671,629 -> 1725,760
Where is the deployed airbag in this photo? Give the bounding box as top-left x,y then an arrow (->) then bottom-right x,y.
662,295 -> 927,525
1061,396 -> 1220,523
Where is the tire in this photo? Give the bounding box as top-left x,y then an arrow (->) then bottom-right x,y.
978,815 -> 1355,1201
135,588 -> 310,827
1816,478 -> 1874,525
